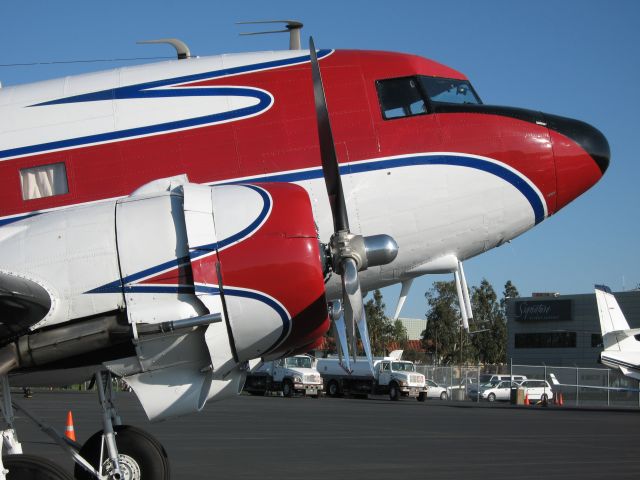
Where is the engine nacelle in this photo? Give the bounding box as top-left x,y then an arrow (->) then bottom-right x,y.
0,176 -> 330,420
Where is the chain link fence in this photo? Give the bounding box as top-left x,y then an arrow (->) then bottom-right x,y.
415,363 -> 640,407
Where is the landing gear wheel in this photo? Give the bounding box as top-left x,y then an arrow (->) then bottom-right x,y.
417,392 -> 426,402
389,383 -> 400,401
283,379 -> 294,397
74,425 -> 170,480
440,391 -> 448,401
2,454 -> 73,480
487,393 -> 496,402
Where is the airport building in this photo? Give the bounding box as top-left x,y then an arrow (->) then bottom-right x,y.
398,317 -> 427,341
506,289 -> 640,367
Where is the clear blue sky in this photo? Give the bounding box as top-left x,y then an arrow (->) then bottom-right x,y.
2,1 -> 638,319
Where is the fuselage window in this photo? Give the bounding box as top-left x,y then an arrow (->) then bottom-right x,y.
376,77 -> 427,120
419,76 -> 481,105
20,162 -> 69,200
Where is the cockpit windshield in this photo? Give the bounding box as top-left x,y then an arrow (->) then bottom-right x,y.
391,362 -> 416,372
285,356 -> 312,368
376,75 -> 481,120
419,76 -> 481,105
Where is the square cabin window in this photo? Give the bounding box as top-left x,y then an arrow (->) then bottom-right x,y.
376,77 -> 427,120
20,162 -> 69,200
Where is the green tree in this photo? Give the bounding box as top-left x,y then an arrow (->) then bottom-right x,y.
421,281 -> 474,364
364,289 -> 394,356
470,279 -> 506,364
501,280 -> 520,313
392,318 -> 408,348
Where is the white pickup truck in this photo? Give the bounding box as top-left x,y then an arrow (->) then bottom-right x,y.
316,354 -> 428,401
243,354 -> 323,397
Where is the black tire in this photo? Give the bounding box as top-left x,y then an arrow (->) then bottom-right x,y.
440,391 -> 448,401
3,454 -> 73,480
389,383 -> 400,401
487,393 -> 496,402
74,425 -> 170,480
541,393 -> 549,404
417,392 -> 426,402
283,379 -> 294,397
327,380 -> 340,397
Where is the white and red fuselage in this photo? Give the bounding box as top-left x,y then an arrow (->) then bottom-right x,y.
0,48 -> 608,362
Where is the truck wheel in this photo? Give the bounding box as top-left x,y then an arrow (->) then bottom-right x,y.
327,380 -> 340,397
417,392 -> 426,402
389,383 -> 400,401
487,393 -> 496,402
283,379 -> 293,397
440,391 -> 448,401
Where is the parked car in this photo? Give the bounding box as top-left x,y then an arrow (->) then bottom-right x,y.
425,379 -> 448,400
446,377 -> 477,399
518,379 -> 553,402
479,380 -> 518,402
468,375 -> 527,400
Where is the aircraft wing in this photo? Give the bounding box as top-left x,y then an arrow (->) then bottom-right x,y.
0,272 -> 51,342
605,328 -> 640,339
549,373 -> 640,393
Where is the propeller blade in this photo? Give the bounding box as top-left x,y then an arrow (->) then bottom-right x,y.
332,315 -> 351,372
309,37 -> 349,233
341,257 -> 363,360
356,310 -> 375,374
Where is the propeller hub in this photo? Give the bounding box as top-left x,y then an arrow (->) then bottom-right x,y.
364,234 -> 399,268
330,231 -> 366,274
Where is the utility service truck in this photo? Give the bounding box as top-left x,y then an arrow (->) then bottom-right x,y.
244,354 -> 323,397
316,352 -> 428,401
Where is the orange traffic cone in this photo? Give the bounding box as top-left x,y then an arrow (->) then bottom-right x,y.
524,393 -> 530,406
65,411 -> 76,441
558,392 -> 564,407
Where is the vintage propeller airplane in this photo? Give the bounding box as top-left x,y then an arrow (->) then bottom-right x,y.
0,21 -> 609,479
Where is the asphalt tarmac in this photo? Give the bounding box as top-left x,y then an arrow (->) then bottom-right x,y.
9,391 -> 640,479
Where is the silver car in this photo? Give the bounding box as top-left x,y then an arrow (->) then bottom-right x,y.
480,380 -> 517,402
425,379 -> 448,400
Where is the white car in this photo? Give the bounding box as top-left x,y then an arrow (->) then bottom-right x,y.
519,379 -> 553,403
469,375 -> 527,400
424,379 -> 448,400
480,380 -> 518,402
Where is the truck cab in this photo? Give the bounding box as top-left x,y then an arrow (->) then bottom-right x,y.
375,360 -> 428,401
244,354 -> 323,397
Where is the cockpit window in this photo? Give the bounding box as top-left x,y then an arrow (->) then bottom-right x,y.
419,76 -> 481,105
376,77 -> 427,120
376,75 -> 481,120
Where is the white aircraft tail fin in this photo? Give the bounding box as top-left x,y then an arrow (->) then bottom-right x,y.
595,285 -> 630,336
595,285 -> 640,358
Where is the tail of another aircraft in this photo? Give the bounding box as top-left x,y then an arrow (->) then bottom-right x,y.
595,285 -> 640,381
595,285 -> 640,350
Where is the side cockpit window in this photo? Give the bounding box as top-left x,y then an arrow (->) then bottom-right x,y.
376,77 -> 427,120
419,76 -> 481,105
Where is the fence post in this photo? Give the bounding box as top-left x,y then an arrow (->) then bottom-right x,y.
607,369 -> 610,407
576,367 -> 579,406
477,365 -> 480,402
510,358 -> 513,383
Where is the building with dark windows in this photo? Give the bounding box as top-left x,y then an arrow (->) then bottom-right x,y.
506,290 -> 640,367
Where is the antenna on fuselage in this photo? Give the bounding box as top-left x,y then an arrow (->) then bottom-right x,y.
237,20 -> 303,50
136,38 -> 192,60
